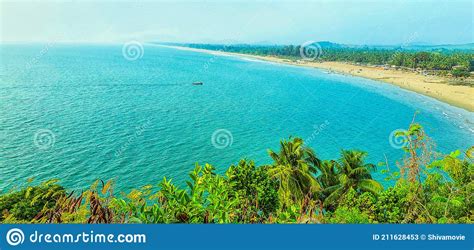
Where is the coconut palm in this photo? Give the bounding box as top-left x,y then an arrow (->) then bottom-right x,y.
266,137 -> 321,208
314,160 -> 339,191
323,150 -> 383,207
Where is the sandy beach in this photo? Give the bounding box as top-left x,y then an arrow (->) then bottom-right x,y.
159,45 -> 474,112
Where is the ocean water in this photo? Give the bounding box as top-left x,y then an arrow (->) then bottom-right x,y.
1,44 -> 473,192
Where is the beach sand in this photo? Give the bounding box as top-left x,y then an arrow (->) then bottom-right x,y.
157,45 -> 474,112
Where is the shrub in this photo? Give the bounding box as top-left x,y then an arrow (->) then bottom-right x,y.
327,207 -> 371,223
0,180 -> 65,222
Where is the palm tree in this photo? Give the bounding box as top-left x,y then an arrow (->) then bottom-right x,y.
323,150 -> 383,208
314,160 -> 339,191
266,137 -> 321,208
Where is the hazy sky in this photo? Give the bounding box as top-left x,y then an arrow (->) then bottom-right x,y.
1,0 -> 473,45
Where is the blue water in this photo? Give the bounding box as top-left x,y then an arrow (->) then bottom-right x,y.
1,44 -> 473,192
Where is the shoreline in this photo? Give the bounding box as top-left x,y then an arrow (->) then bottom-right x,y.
156,44 -> 474,112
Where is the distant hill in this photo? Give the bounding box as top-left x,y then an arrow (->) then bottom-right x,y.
398,43 -> 474,51
312,41 -> 474,52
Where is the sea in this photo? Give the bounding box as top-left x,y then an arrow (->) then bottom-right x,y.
1,43 -> 473,192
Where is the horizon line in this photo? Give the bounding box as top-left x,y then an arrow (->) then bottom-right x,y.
1,40 -> 473,47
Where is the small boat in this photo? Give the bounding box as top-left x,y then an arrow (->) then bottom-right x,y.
192,82 -> 203,85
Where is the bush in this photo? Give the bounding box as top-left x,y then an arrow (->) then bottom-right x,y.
0,180 -> 65,222
327,207 -> 370,223
451,68 -> 470,77
227,160 -> 279,217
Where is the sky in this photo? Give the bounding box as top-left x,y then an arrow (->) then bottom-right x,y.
1,0 -> 473,45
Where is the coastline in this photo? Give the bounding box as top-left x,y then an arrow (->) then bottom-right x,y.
157,44 -> 474,112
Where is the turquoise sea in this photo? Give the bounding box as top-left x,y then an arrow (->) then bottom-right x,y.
1,44 -> 473,192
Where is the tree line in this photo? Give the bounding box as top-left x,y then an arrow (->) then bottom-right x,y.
177,43 -> 474,77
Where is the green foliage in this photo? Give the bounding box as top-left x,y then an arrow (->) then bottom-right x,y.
267,137 -> 321,208
227,160 -> 280,217
423,148 -> 473,223
322,150 -> 383,209
125,164 -> 242,223
0,179 -> 65,222
32,179 -> 116,223
326,207 -> 371,224
111,162 -> 279,223
451,68 -> 470,77
276,204 -> 302,223
373,184 -> 409,223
